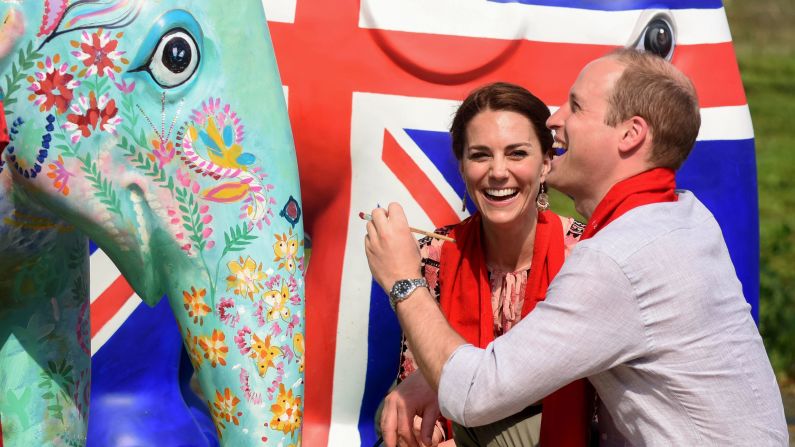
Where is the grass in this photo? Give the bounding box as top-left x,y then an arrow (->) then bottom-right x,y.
725,0 -> 795,384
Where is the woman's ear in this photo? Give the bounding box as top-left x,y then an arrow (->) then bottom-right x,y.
540,153 -> 552,183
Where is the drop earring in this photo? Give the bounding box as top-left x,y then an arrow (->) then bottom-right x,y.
461,189 -> 468,212
536,183 -> 549,212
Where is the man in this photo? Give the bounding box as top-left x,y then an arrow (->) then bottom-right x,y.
364,48 -> 788,446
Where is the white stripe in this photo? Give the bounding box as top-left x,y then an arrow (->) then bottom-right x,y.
360,0 -> 731,45
262,0 -> 297,23
91,295 -> 143,355
89,249 -> 121,303
329,92 -> 468,447
697,105 -> 754,141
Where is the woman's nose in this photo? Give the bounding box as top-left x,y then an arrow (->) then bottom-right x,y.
490,157 -> 508,179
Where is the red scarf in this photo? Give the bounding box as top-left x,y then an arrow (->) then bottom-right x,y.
439,210 -> 590,446
582,167 -> 678,239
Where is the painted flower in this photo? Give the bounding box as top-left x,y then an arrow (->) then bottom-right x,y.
184,328 -> 204,369
183,286 -> 211,325
70,28 -> 127,78
47,155 -> 75,196
216,298 -> 240,328
151,137 -> 175,168
234,326 -> 252,356
239,368 -> 262,404
199,329 -> 228,368
225,256 -> 267,300
63,91 -> 121,143
211,387 -> 242,438
269,383 -> 302,437
26,54 -> 80,114
114,78 -> 136,93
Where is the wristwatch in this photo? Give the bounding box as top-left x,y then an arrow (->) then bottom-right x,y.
389,278 -> 428,311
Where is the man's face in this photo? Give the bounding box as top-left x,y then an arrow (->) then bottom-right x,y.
545,57 -> 625,204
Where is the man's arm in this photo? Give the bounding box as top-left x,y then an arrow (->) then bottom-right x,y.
364,203 -> 466,389
364,203 -> 648,427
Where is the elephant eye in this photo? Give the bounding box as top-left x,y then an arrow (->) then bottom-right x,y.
634,17 -> 675,61
147,29 -> 199,88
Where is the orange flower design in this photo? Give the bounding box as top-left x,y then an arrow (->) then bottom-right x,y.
183,286 -> 211,324
199,329 -> 228,368
211,387 -> 242,438
269,383 -> 302,437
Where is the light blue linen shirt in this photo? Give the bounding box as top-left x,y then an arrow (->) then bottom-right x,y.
438,191 -> 788,446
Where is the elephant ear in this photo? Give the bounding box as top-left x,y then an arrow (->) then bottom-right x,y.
38,0 -> 144,50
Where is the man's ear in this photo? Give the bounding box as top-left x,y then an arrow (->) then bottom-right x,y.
618,116 -> 649,155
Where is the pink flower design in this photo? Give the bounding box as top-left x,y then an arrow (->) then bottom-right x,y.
234,327 -> 252,355
217,298 -> 240,328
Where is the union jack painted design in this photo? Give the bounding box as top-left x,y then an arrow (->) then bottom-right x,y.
90,1 -> 756,446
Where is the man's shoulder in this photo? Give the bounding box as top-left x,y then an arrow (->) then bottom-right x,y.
580,191 -> 717,261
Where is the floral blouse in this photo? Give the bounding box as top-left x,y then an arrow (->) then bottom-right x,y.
397,215 -> 584,381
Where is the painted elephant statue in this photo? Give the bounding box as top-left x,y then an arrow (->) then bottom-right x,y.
0,1 -> 304,446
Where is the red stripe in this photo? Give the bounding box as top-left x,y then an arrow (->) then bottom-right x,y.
672,42 -> 747,106
90,276 -> 135,338
382,130 -> 460,228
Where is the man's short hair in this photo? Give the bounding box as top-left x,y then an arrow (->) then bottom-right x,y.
605,48 -> 700,170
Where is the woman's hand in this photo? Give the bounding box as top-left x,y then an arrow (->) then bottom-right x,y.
364,203 -> 423,292
380,371 -> 442,447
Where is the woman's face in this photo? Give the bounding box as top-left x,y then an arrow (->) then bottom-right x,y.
461,109 -> 550,230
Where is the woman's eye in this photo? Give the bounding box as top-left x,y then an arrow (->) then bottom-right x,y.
147,29 -> 199,88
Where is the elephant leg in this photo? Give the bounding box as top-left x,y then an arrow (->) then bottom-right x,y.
0,292 -> 90,446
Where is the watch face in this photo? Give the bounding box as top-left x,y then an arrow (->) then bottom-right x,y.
394,280 -> 412,298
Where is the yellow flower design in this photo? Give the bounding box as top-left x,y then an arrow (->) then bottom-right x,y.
226,256 -> 267,300
199,329 -> 229,368
269,383 -> 302,437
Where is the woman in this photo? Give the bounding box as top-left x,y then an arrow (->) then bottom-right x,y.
384,82 -> 591,447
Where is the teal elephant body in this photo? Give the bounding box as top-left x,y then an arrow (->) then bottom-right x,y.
0,1 -> 305,445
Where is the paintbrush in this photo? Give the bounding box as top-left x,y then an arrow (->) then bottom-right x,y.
359,212 -> 455,243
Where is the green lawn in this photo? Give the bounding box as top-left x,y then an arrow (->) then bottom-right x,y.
725,0 -> 795,383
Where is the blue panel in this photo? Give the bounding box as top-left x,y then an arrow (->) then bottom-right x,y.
487,0 -> 723,10
88,297 -> 218,447
89,240 -> 98,255
404,128 -> 475,213
358,280 -> 402,446
677,138 -> 759,320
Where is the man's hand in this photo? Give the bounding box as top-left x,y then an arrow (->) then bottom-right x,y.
381,371 -> 444,447
364,203 -> 423,292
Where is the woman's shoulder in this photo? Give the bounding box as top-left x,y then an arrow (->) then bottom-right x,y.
552,213 -> 586,255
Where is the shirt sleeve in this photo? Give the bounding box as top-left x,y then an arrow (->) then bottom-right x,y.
438,245 -> 650,426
